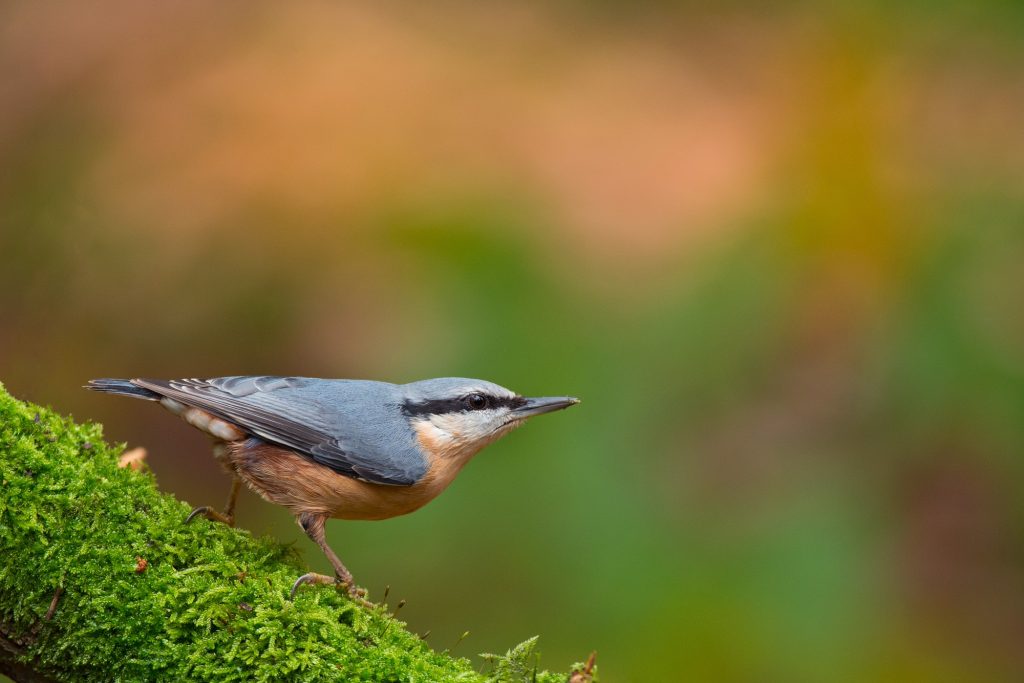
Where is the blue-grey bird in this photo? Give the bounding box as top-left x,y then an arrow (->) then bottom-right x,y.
86,376 -> 578,597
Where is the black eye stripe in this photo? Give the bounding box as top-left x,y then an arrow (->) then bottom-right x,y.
402,395 -> 526,417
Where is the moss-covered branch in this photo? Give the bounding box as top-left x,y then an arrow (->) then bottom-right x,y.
0,383 -> 592,682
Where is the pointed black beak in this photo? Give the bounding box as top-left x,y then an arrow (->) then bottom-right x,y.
511,396 -> 580,419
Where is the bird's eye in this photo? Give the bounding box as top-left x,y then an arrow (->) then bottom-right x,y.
466,393 -> 489,410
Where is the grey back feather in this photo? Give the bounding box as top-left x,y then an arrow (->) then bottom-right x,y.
132,376 -> 429,486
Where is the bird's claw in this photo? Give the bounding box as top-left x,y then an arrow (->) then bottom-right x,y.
290,572 -> 335,597
185,505 -> 234,526
290,572 -> 368,604
184,506 -> 210,524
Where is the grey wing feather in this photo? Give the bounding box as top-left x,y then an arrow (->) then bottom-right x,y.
133,377 -> 424,486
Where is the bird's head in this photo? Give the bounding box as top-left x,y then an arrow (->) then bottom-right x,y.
400,377 -> 578,462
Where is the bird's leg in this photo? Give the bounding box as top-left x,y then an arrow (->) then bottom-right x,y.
290,512 -> 367,601
185,476 -> 241,527
222,476 -> 241,522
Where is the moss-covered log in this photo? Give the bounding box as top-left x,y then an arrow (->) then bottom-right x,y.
0,383 -> 591,682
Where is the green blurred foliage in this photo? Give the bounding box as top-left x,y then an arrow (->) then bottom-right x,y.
2,1 -> 1023,681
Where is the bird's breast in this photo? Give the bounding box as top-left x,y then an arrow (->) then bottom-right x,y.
227,440 -> 469,521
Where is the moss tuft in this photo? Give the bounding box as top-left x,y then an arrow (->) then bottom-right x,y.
482,637 -> 591,683
0,383 -> 585,682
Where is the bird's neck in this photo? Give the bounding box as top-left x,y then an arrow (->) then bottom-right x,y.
411,416 -> 496,466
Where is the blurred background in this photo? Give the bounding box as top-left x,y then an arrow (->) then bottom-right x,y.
2,1 -> 1024,681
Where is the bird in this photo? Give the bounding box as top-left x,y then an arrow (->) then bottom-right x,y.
85,376 -> 579,598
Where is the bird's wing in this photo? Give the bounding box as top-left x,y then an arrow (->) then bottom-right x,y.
132,376 -> 426,486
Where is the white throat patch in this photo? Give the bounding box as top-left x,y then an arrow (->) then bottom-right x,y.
412,409 -> 516,462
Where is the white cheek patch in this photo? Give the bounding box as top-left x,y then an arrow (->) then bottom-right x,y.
429,409 -> 507,443
414,406 -> 517,463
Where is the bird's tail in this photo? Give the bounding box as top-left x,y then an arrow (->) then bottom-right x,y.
85,378 -> 161,401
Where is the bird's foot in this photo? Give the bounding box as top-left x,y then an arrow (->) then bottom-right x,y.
290,572 -> 369,604
184,505 -> 235,527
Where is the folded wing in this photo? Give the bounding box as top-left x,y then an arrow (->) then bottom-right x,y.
132,376 -> 425,486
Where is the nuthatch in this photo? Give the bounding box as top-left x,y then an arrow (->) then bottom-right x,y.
86,376 -> 578,597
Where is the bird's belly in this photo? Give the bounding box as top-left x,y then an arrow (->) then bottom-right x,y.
227,441 -> 462,521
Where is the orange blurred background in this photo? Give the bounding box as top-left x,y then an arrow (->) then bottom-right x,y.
3,2 -> 1024,680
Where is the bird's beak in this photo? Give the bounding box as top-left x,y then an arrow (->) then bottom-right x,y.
512,396 -> 580,419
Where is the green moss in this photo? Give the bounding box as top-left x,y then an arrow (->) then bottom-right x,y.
0,383 -> 587,682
